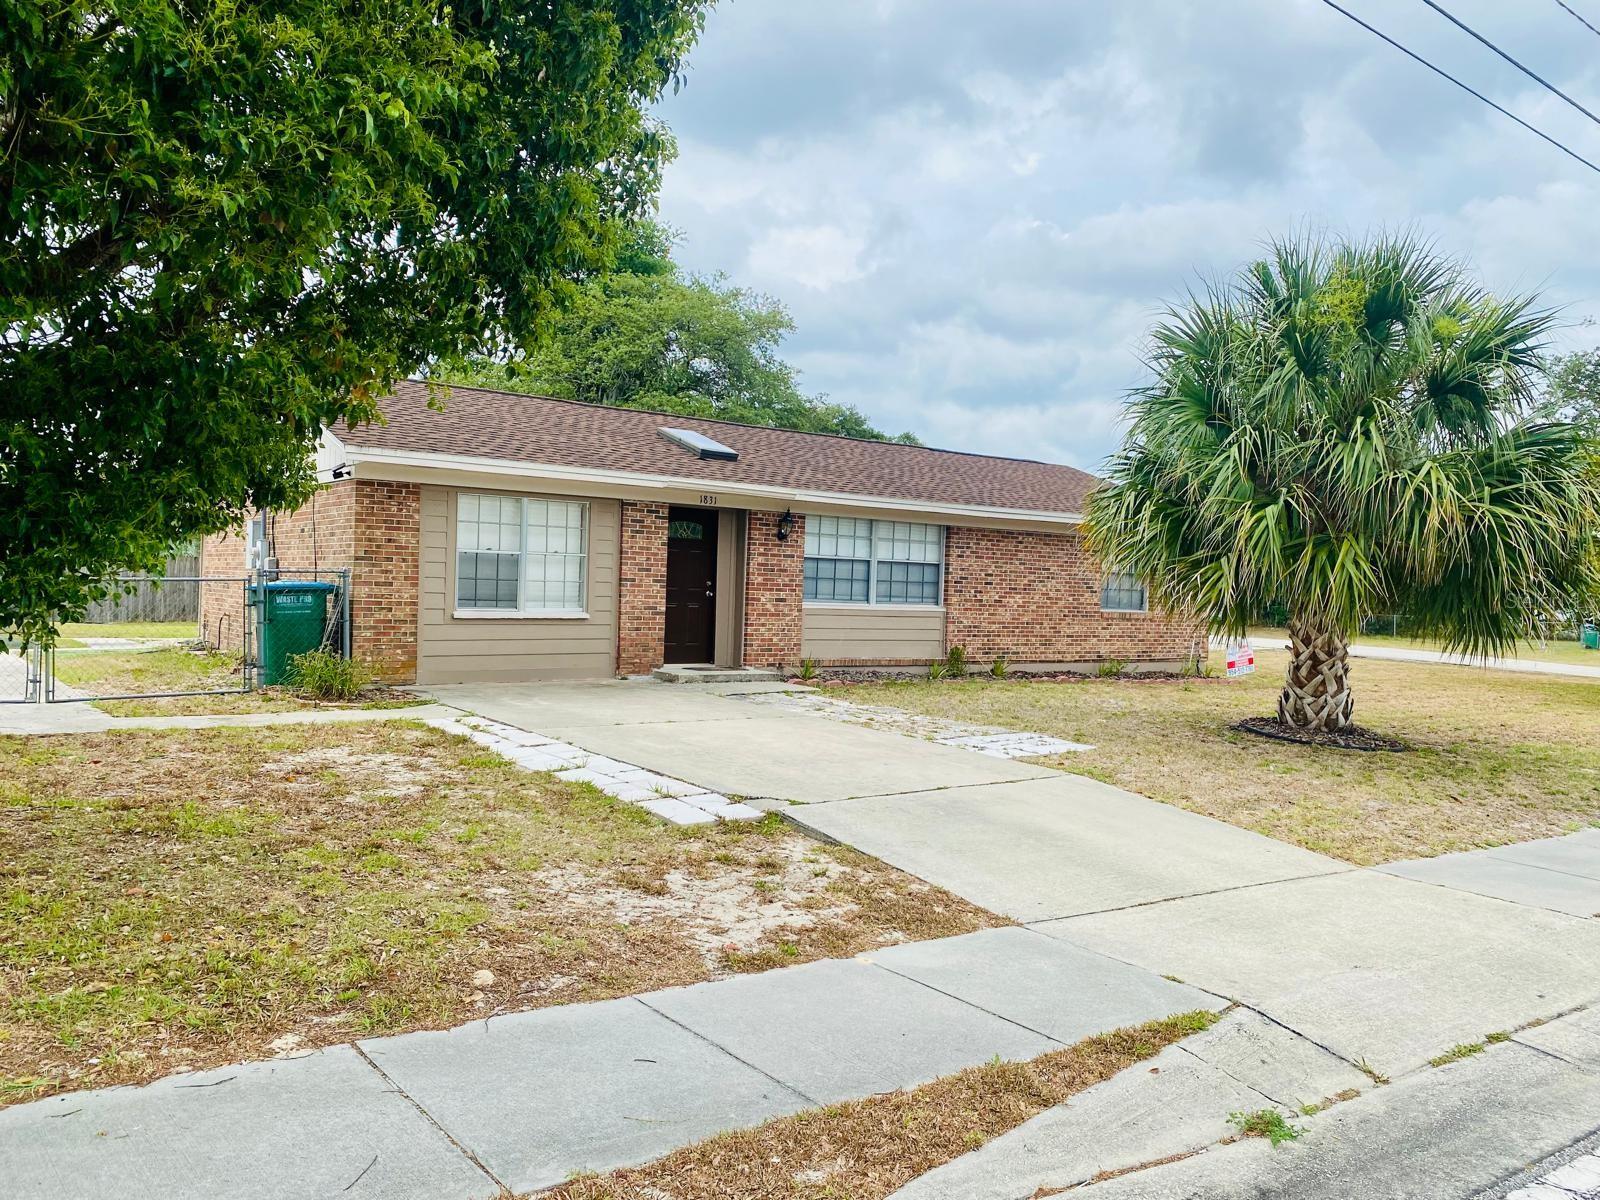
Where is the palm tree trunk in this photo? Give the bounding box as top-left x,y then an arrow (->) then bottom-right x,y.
1279,622 -> 1354,731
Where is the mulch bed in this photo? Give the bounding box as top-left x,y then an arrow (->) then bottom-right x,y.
805,668 -> 1210,686
1232,716 -> 1410,752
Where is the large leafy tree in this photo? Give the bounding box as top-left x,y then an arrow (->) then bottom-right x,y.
1087,234 -> 1600,733
440,223 -> 921,442
1535,345 -> 1600,437
1,0 -> 706,645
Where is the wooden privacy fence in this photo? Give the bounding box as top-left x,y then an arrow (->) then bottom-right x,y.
79,555 -> 201,625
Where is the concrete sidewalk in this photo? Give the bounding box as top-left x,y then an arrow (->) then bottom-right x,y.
0,701 -> 458,735
1056,1006 -> 1600,1200
0,928 -> 1219,1200
1381,828 -> 1600,918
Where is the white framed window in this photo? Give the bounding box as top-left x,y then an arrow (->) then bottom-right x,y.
456,494 -> 588,614
1100,569 -> 1148,613
804,515 -> 943,606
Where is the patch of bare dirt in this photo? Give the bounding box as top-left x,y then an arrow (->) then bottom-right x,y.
259,745 -> 434,797
535,841 -> 861,964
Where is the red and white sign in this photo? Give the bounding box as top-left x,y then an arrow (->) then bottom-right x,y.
1225,638 -> 1256,677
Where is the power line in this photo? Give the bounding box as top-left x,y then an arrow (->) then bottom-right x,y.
1421,0 -> 1600,129
1314,0 -> 1600,176
1554,1 -> 1600,41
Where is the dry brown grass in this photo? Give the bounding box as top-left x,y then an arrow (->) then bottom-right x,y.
843,648 -> 1600,866
0,722 -> 1000,1104
545,1010 -> 1220,1200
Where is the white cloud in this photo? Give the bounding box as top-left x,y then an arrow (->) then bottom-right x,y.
745,225 -> 869,291
656,0 -> 1600,464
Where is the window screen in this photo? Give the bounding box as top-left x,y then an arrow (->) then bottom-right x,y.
804,556 -> 871,602
1100,570 -> 1148,612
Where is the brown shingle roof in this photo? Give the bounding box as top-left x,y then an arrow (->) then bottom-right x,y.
340,380 -> 1099,517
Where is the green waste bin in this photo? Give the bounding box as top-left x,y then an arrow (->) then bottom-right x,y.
1583,623 -> 1599,651
259,580 -> 338,685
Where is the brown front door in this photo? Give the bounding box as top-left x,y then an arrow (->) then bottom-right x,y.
664,507 -> 719,663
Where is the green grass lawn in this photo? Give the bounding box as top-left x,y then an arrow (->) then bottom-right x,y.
49,646 -> 427,715
840,649 -> 1600,867
1250,626 -> 1600,669
57,620 -> 198,641
0,722 -> 1000,1103
51,646 -> 247,701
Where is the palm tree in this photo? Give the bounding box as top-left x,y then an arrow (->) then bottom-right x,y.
1086,233 -> 1600,733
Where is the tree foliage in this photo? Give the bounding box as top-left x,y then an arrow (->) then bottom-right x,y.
1535,344 -> 1600,438
0,0 -> 707,645
1086,233 -> 1600,726
439,223 -> 921,442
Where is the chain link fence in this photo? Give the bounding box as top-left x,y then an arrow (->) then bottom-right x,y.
43,570 -> 349,704
0,646 -> 42,703
47,576 -> 254,704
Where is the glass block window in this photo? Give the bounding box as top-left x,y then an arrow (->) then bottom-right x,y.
1100,569 -> 1148,613
804,516 -> 943,606
456,494 -> 588,613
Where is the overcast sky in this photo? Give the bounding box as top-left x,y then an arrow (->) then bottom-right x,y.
652,0 -> 1600,469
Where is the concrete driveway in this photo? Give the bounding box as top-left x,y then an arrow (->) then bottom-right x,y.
791,774 -> 1346,921
429,679 -> 1600,1084
424,680 -> 1057,804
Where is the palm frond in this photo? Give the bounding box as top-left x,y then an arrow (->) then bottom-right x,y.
1084,231 -> 1600,653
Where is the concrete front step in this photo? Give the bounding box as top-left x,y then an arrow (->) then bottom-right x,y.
651,664 -> 784,683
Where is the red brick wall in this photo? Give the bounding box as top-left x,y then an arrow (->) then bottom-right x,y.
943,525 -> 1204,666
617,500 -> 668,675
198,480 -> 420,682
742,510 -> 805,669
350,481 -> 420,681
198,527 -> 250,652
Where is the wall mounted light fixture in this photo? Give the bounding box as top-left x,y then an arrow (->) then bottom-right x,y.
775,509 -> 795,541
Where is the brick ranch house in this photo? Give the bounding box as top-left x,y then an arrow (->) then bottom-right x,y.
200,381 -> 1204,683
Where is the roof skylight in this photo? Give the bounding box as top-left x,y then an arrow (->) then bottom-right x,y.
659,427 -> 739,461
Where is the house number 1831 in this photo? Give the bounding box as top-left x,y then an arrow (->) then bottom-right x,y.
698,494 -> 719,506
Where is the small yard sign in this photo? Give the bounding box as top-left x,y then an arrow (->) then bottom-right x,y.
1225,638 -> 1255,677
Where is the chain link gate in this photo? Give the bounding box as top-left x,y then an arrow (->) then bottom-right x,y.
0,645 -> 42,703
41,570 -> 350,705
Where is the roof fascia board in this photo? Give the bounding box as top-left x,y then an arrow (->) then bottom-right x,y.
343,445 -> 1084,528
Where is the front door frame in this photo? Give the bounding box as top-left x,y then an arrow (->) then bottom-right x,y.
664,506 -> 720,663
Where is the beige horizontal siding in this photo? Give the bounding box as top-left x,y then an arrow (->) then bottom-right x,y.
801,605 -> 945,662
417,486 -> 619,683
